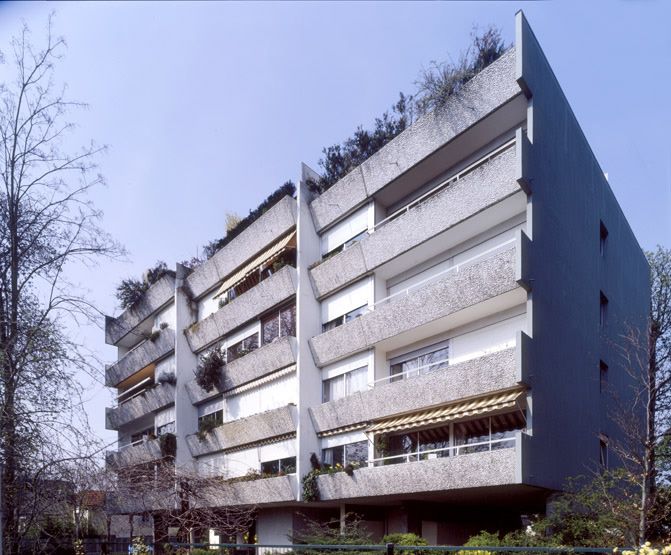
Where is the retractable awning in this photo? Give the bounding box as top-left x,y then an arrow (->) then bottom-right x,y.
223,365 -> 296,397
214,230 -> 296,299
367,387 -> 526,435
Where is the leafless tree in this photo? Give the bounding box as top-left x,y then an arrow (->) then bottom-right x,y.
0,17 -> 122,554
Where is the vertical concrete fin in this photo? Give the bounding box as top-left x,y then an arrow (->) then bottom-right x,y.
516,330 -> 533,385
515,127 -> 533,195
515,11 -> 532,98
515,228 -> 533,291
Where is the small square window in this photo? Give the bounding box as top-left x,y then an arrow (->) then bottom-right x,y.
599,221 -> 609,256
599,360 -> 608,393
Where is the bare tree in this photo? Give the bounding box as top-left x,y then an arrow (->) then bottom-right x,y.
0,17 -> 122,554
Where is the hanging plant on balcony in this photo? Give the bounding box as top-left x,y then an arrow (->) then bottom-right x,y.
195,349 -> 224,392
157,371 -> 176,386
159,432 -> 177,458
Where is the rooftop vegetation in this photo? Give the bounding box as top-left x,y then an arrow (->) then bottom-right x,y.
115,261 -> 172,310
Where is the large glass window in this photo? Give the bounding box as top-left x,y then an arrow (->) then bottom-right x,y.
322,441 -> 368,468
198,410 -> 223,432
322,305 -> 368,333
226,332 -> 259,362
262,304 -> 296,345
390,344 -> 449,383
260,456 -> 296,475
322,366 -> 368,402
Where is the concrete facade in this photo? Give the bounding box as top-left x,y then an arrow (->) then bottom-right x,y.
102,11 -> 648,548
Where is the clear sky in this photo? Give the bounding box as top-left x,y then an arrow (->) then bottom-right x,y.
1,1 -> 669,448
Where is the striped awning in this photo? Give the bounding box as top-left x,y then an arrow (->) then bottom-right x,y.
367,387 -> 526,434
318,422 -> 368,438
223,365 -> 296,397
214,231 -> 296,299
223,432 -> 297,454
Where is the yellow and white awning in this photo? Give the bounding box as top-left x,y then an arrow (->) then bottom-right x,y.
214,230 -> 296,299
367,387 -> 526,435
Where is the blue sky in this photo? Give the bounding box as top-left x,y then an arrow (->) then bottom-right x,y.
1,1 -> 669,446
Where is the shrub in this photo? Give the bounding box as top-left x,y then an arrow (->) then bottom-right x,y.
157,371 -> 176,386
195,349 -> 224,392
203,181 -> 296,259
115,261 -> 171,310
197,418 -> 220,440
382,533 -> 428,554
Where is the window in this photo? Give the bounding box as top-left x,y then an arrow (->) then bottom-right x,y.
226,332 -> 259,362
600,221 -> 608,256
599,360 -> 609,393
322,305 -> 367,332
389,343 -> 449,383
599,436 -> 609,469
322,440 -> 368,468
130,427 -> 155,445
157,421 -> 175,436
600,291 -> 609,327
322,366 -> 368,402
198,410 -> 223,432
260,456 -> 296,475
262,304 -> 296,345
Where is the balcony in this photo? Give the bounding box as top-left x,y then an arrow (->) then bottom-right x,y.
310,347 -> 519,436
106,382 -> 176,431
186,404 -> 297,457
185,266 -> 297,353
310,242 -> 523,368
309,49 -> 522,233
310,142 -> 519,299
106,438 -> 163,469
105,328 -> 175,387
315,434 -> 520,502
198,475 -> 297,508
105,273 -> 175,346
185,196 -> 297,300
185,336 -> 298,405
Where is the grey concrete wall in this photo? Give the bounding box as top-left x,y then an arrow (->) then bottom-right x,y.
105,273 -> 176,346
310,348 -> 518,435
186,404 -> 297,457
184,265 -> 298,353
310,145 -> 519,299
515,12 -> 649,490
309,49 -> 520,233
106,439 -> 163,469
105,328 -> 175,387
310,246 -> 518,367
315,447 -> 517,501
185,196 -> 297,300
185,336 -> 298,405
106,383 -> 176,430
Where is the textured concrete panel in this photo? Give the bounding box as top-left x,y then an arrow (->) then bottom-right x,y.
198,475 -> 297,508
185,196 -> 297,300
105,274 -> 175,345
310,49 -> 519,232
186,405 -> 297,457
184,266 -> 298,353
310,348 -> 517,434
310,247 -> 517,367
185,336 -> 298,405
106,383 -> 176,430
310,147 -> 518,298
315,447 -> 517,501
105,329 -> 175,387
106,439 -> 163,469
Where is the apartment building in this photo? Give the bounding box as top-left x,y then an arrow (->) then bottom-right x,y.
103,12 -> 649,545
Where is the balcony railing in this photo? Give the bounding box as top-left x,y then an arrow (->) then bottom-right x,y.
370,236 -> 516,311
369,357 -> 449,388
370,139 -> 516,235
368,435 -> 516,467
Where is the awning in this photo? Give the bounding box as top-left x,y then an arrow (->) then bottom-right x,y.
318,423 -> 368,438
214,231 -> 296,298
223,365 -> 296,397
367,387 -> 526,435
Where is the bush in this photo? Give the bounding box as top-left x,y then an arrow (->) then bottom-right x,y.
203,181 -> 296,259
195,349 -> 224,392
157,371 -> 176,386
115,261 -> 171,310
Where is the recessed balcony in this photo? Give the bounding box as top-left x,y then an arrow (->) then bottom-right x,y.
310,241 -> 524,368
106,382 -> 176,431
106,437 -> 164,469
105,328 -> 175,387
310,142 -> 519,299
185,265 -> 297,353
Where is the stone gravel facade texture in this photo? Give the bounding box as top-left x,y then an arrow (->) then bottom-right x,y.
106,382 -> 176,430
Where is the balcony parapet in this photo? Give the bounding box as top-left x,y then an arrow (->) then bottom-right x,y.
310,348 -> 518,436
310,246 -> 519,368
105,273 -> 175,346
185,196 -> 297,300
186,404 -> 297,458
106,383 -> 176,431
184,266 -> 297,353
185,336 -> 298,405
106,438 -> 163,469
197,475 -> 297,508
105,328 -> 175,387
309,49 -> 519,233
315,444 -> 517,502
310,144 -> 518,299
